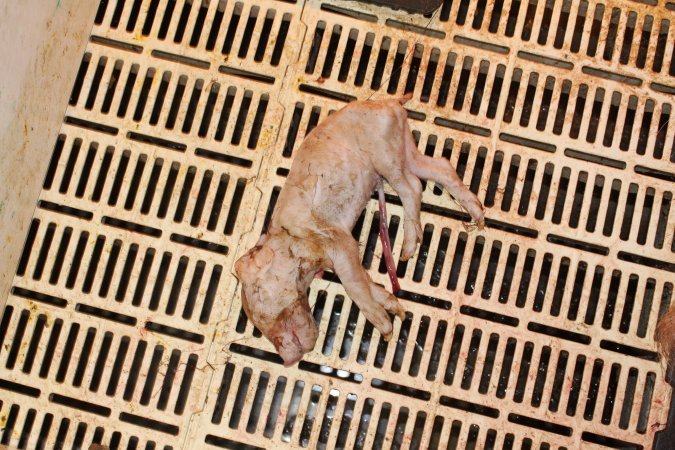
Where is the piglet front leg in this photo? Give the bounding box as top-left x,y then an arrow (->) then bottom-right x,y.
327,227 -> 406,341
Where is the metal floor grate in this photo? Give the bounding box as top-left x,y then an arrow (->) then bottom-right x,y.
0,0 -> 674,449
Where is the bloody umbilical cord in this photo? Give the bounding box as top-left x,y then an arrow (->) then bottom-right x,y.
378,179 -> 400,294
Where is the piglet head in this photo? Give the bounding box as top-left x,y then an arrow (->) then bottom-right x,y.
234,233 -> 319,366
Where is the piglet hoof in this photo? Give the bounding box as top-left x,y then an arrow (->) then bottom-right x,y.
379,293 -> 407,321
400,239 -> 420,262
395,306 -> 407,322
387,296 -> 407,322
462,221 -> 478,232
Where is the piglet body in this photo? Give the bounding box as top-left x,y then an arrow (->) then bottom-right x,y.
235,97 -> 484,365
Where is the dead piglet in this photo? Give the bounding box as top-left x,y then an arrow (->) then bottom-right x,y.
235,96 -> 484,366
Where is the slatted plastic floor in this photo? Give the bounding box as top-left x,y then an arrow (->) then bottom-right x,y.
0,0 -> 674,449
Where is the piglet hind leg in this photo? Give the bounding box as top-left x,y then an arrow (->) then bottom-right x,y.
373,163 -> 423,262
328,228 -> 406,340
381,173 -> 423,262
405,135 -> 485,227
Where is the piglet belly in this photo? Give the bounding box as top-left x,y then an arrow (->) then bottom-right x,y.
310,166 -> 377,231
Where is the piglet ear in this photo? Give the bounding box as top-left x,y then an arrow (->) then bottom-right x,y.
234,243 -> 275,283
234,253 -> 253,282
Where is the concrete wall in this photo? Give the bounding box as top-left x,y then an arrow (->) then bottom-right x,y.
0,1 -> 98,304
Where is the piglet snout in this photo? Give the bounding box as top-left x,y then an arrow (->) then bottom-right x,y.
268,299 -> 318,366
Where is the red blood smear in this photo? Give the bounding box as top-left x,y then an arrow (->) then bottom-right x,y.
378,182 -> 400,294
